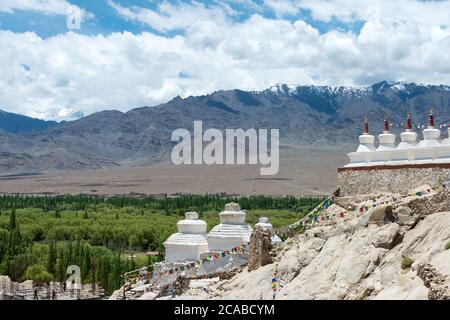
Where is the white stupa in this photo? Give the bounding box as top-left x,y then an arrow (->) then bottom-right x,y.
376,116 -> 396,151
418,110 -> 441,147
207,203 -> 253,251
356,116 -> 376,152
163,211 -> 209,263
397,113 -> 418,149
255,217 -> 282,245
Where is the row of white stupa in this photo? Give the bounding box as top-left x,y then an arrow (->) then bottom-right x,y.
346,112 -> 450,167
163,203 -> 282,263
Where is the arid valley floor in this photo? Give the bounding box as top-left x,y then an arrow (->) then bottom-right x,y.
0,146 -> 348,196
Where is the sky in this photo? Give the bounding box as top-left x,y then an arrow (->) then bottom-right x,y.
0,0 -> 450,121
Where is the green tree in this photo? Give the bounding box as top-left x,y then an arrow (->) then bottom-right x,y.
9,207 -> 17,230
25,264 -> 53,286
90,260 -> 97,293
97,256 -> 111,294
0,255 -> 10,275
54,207 -> 61,218
56,254 -> 65,284
9,253 -> 39,281
81,249 -> 91,283
107,253 -> 123,295
0,228 -> 9,263
8,228 -> 22,257
47,241 -> 57,276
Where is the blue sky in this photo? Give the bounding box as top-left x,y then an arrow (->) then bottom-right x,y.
0,0 -> 449,120
0,0 -> 364,37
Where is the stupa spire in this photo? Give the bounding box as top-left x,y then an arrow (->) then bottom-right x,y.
356,115 -> 375,152
398,112 -> 417,148
377,113 -> 396,151
406,112 -> 412,131
428,109 -> 435,128
363,115 -> 369,134
419,107 -> 441,147
383,114 -> 390,133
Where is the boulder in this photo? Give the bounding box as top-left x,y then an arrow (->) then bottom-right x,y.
394,206 -> 419,227
367,205 -> 396,226
370,223 -> 401,249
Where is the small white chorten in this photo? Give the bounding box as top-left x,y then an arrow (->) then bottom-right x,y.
418,110 -> 441,147
255,217 -> 282,245
397,113 -> 417,149
163,211 -> 208,263
356,116 -> 376,152
207,203 -> 253,252
377,116 -> 396,151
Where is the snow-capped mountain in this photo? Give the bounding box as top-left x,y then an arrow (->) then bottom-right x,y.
1,81 -> 450,172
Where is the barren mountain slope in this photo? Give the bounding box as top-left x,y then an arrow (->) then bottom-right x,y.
1,81 -> 450,173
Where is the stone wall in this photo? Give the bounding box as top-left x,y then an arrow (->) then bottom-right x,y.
247,227 -> 272,271
337,165 -> 450,196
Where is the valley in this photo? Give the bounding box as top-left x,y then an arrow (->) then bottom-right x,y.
0,146 -> 348,196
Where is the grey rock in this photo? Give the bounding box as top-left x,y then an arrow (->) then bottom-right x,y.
247,226 -> 272,272
370,223 -> 401,249
395,206 -> 418,227
367,205 -> 396,226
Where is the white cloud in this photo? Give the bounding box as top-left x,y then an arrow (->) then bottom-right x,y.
0,0 -> 94,21
294,0 -> 450,26
0,1 -> 450,120
107,0 -> 230,32
263,0 -> 301,17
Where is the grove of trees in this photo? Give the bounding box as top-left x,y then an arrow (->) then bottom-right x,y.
0,194 -> 322,294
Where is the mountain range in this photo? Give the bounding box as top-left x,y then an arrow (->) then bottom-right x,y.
0,110 -> 57,134
1,81 -> 450,173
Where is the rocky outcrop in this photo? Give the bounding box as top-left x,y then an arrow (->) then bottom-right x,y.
172,209 -> 450,300
123,186 -> 450,301
416,264 -> 449,300
247,227 -> 272,272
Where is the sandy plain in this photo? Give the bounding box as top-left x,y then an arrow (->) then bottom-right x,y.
0,146 -> 349,196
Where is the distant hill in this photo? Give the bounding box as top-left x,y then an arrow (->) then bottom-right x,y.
1,81 -> 450,173
0,110 -> 57,134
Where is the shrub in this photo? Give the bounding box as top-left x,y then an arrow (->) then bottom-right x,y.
25,264 -> 53,286
401,256 -> 414,270
445,241 -> 450,250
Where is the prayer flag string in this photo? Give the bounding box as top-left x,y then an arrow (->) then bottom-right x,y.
123,244 -> 247,288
